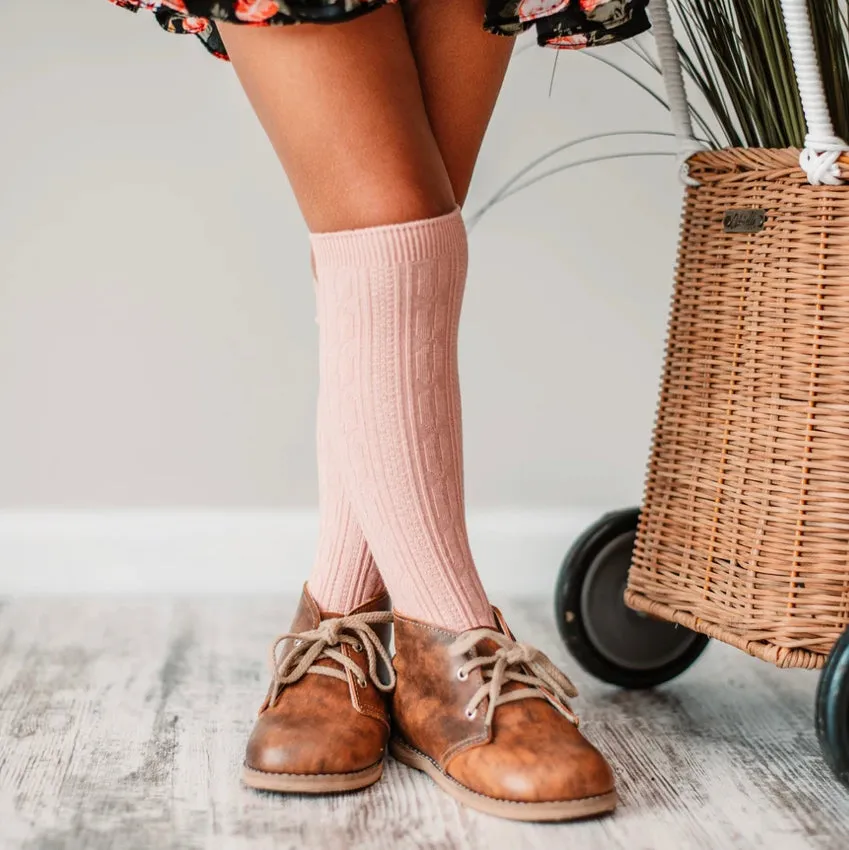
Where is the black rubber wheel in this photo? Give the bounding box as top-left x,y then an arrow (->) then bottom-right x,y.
555,508 -> 710,689
816,627 -> 849,788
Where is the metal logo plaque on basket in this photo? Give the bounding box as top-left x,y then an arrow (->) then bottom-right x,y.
723,208 -> 766,233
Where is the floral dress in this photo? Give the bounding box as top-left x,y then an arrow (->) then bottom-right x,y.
108,0 -> 650,61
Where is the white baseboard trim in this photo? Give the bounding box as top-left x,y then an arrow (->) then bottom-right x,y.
0,508 -> 611,596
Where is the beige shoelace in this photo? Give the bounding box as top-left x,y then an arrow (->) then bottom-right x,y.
449,629 -> 580,728
265,612 -> 395,709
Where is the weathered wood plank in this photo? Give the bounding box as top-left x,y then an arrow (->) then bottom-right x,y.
0,597 -> 846,850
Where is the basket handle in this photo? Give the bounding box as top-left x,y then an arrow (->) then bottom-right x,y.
652,0 -> 849,185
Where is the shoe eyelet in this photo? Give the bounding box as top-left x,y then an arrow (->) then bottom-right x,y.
357,678 -> 367,689
352,642 -> 363,653
464,708 -> 477,720
456,668 -> 469,682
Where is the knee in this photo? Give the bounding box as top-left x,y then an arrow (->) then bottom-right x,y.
303,163 -> 457,233
356,188 -> 457,230
313,191 -> 457,234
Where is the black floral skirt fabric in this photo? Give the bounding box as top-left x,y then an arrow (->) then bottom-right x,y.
109,0 -> 650,61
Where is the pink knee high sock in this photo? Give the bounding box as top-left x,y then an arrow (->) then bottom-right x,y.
307,371 -> 386,614
311,207 -> 494,631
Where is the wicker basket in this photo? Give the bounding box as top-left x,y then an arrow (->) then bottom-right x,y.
624,2 -> 849,669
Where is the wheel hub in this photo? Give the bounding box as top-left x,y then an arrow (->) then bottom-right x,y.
580,531 -> 704,672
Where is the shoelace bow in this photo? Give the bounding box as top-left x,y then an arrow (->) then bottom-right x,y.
449,629 -> 580,728
265,611 -> 395,708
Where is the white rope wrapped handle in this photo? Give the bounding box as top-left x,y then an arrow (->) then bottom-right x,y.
781,0 -> 847,185
650,0 -> 706,186
652,0 -> 848,186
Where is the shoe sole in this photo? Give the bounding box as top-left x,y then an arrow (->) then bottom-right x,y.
390,738 -> 617,822
241,759 -> 384,794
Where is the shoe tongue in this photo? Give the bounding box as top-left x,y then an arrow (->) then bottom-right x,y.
324,593 -> 392,657
471,608 -> 514,655
305,611 -> 345,670
279,590 -> 339,674
291,586 -> 323,632
476,636 -> 504,656
348,592 -> 392,615
289,589 -> 391,677
491,606 -> 515,639
473,615 -> 530,698
314,590 -> 391,621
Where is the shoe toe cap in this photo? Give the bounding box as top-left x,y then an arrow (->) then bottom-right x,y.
447,703 -> 615,804
245,708 -> 386,776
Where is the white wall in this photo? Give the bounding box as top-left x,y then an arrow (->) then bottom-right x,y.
0,2 -> 684,592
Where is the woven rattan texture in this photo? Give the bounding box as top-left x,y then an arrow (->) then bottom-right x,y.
626,148 -> 849,669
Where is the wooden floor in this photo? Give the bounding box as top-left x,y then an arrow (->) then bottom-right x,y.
0,596 -> 846,850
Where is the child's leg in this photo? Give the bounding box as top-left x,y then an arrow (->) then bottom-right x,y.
218,5 -> 509,629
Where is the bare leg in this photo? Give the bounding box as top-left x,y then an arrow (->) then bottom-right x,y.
401,0 -> 514,205
218,8 -> 455,232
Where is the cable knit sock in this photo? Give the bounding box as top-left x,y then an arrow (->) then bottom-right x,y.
307,256 -> 385,614
306,368 -> 386,614
311,207 -> 495,631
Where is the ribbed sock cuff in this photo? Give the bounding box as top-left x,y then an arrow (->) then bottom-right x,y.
309,206 -> 465,268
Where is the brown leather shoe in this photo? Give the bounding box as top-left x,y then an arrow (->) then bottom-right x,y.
242,585 -> 395,794
390,608 -> 617,821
